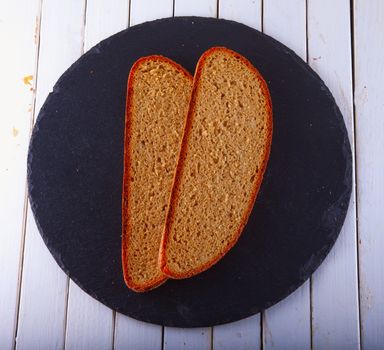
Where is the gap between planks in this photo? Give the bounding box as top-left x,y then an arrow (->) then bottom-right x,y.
305,2 -> 313,349
349,0 -> 363,345
12,0 -> 43,348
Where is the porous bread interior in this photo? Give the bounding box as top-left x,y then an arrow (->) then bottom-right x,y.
126,59 -> 192,286
165,50 -> 271,275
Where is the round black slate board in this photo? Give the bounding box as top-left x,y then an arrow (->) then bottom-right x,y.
27,17 -> 352,327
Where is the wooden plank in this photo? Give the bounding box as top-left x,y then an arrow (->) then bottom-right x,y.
114,315 -> 162,350
262,1 -> 311,349
65,283 -> 114,350
15,1 -> 86,349
84,0 -> 129,51
114,1 -> 169,348
213,316 -> 261,350
0,2 -> 41,348
308,1 -> 360,349
213,0 -> 262,347
263,287 -> 310,350
164,327 -> 211,350
164,328 -> 211,350
175,0 -> 217,17
130,0 -> 173,26
64,1 -> 128,348
219,0 -> 261,29
16,209 -> 69,350
354,1 -> 384,348
263,0 -> 306,59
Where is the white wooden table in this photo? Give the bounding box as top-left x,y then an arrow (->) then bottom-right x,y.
1,0 -> 383,349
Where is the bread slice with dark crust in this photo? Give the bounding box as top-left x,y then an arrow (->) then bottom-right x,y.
160,47 -> 273,279
122,56 -> 193,292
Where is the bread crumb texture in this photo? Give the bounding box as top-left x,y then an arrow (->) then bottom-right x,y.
163,48 -> 272,277
123,57 -> 192,290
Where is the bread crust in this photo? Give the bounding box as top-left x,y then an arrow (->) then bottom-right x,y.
122,55 -> 193,292
160,47 -> 273,279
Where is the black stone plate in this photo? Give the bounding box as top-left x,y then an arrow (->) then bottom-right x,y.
27,17 -> 352,327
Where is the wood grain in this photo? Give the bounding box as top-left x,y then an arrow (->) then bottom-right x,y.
354,1 -> 384,348
308,0 -> 360,349
0,1 -> 41,348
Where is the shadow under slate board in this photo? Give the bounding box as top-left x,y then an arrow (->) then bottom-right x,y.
27,17 -> 352,327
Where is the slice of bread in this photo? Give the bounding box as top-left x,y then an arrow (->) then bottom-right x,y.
122,56 -> 193,292
160,47 -> 273,279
